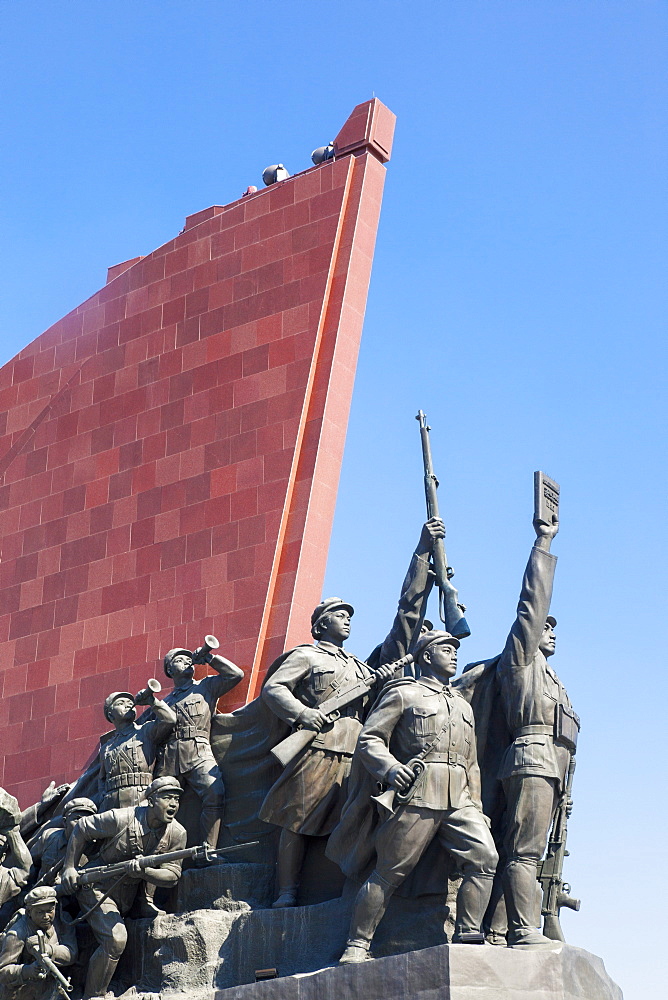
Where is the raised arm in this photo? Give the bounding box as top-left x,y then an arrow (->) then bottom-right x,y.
376,518 -> 442,663
500,516 -> 558,669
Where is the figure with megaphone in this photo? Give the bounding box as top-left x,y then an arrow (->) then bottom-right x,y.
156,638 -> 244,853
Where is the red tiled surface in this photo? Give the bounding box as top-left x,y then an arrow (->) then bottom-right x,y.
0,100 -> 395,806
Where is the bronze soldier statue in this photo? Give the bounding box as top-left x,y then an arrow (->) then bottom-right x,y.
30,798 -> 97,884
61,776 -> 187,1000
156,641 -> 244,850
98,686 -> 176,810
339,630 -> 498,963
260,599 -> 396,908
0,791 -> 32,909
0,886 -> 77,1000
490,514 -> 578,948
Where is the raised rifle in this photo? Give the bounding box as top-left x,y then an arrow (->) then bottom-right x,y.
31,929 -> 72,998
416,411 -> 470,639
537,752 -> 580,941
270,654 -> 414,767
72,840 -> 258,888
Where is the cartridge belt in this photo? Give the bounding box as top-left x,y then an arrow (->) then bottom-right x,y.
423,751 -> 467,766
514,725 -> 553,739
175,727 -> 209,740
106,772 -> 151,791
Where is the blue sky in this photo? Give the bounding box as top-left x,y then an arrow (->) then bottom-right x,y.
1,3 -> 666,996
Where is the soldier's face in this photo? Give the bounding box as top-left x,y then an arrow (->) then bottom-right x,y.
319,609 -> 351,643
66,811 -> 88,836
150,791 -> 181,824
422,641 -> 458,680
539,622 -> 556,657
28,902 -> 56,931
109,697 -> 136,725
169,654 -> 194,682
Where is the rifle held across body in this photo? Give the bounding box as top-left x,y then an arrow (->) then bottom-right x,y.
537,751 -> 580,941
416,411 -> 470,639
71,840 -> 258,888
270,653 -> 414,768
31,929 -> 72,998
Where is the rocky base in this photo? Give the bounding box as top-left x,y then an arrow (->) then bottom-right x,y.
113,862 -> 621,1000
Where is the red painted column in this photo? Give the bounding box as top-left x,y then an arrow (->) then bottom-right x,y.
0,99 -> 395,805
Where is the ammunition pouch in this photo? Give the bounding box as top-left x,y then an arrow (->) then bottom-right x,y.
555,705 -> 580,752
106,772 -> 151,791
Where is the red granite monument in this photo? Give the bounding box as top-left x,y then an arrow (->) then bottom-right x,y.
0,99 -> 395,806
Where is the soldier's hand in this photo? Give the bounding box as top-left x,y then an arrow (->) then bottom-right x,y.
127,858 -> 144,877
533,514 -> 559,540
299,708 -> 329,732
387,764 -> 417,791
565,797 -> 573,818
21,962 -> 45,982
421,517 -> 445,548
374,663 -> 396,683
60,867 -> 79,894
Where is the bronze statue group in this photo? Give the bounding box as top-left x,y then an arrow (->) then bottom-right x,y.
0,503 -> 578,1000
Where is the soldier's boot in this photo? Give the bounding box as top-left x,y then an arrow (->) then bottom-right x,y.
339,871 -> 395,963
452,873 -> 494,944
136,880 -> 166,919
483,884 -> 508,946
272,829 -> 306,908
83,948 -> 119,999
503,860 -> 561,949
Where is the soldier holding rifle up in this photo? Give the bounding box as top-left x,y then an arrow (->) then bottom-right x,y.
157,637 -> 244,851
0,885 -> 77,1000
61,776 -> 187,1000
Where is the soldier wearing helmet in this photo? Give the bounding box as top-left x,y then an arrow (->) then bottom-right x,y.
338,630 -> 498,964
29,797 -> 97,883
259,599 -> 396,908
156,642 -> 243,852
0,885 -> 77,1000
97,685 -> 176,812
61,777 -> 186,1000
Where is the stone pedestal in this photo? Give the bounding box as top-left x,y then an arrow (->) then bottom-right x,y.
210,943 -> 622,1000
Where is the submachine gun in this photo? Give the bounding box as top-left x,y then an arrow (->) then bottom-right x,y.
415,411 -> 470,639
537,751 -> 581,940
29,929 -> 73,998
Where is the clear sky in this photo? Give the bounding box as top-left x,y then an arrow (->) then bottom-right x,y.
1,2 -> 666,996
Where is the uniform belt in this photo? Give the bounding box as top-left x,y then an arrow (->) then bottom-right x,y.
514,725 -> 553,738
106,772 -> 151,790
424,751 -> 467,766
174,727 -> 209,740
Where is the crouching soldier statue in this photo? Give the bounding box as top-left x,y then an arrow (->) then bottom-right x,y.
0,885 -> 77,1000
60,777 -> 186,1000
339,630 -> 498,963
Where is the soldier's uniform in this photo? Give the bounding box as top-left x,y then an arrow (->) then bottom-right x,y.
340,633 -> 498,961
99,718 -> 173,810
356,676 -> 497,888
259,643 -> 375,836
495,543 -> 578,946
72,793 -> 186,998
0,899 -> 77,1000
157,670 -> 239,845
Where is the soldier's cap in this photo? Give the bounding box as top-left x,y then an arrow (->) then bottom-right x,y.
25,886 -> 58,908
63,797 -> 97,818
413,629 -> 460,661
546,615 -> 557,628
422,619 -> 434,632
147,776 -> 183,799
310,597 -> 354,630
103,691 -> 136,719
163,648 -> 193,675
